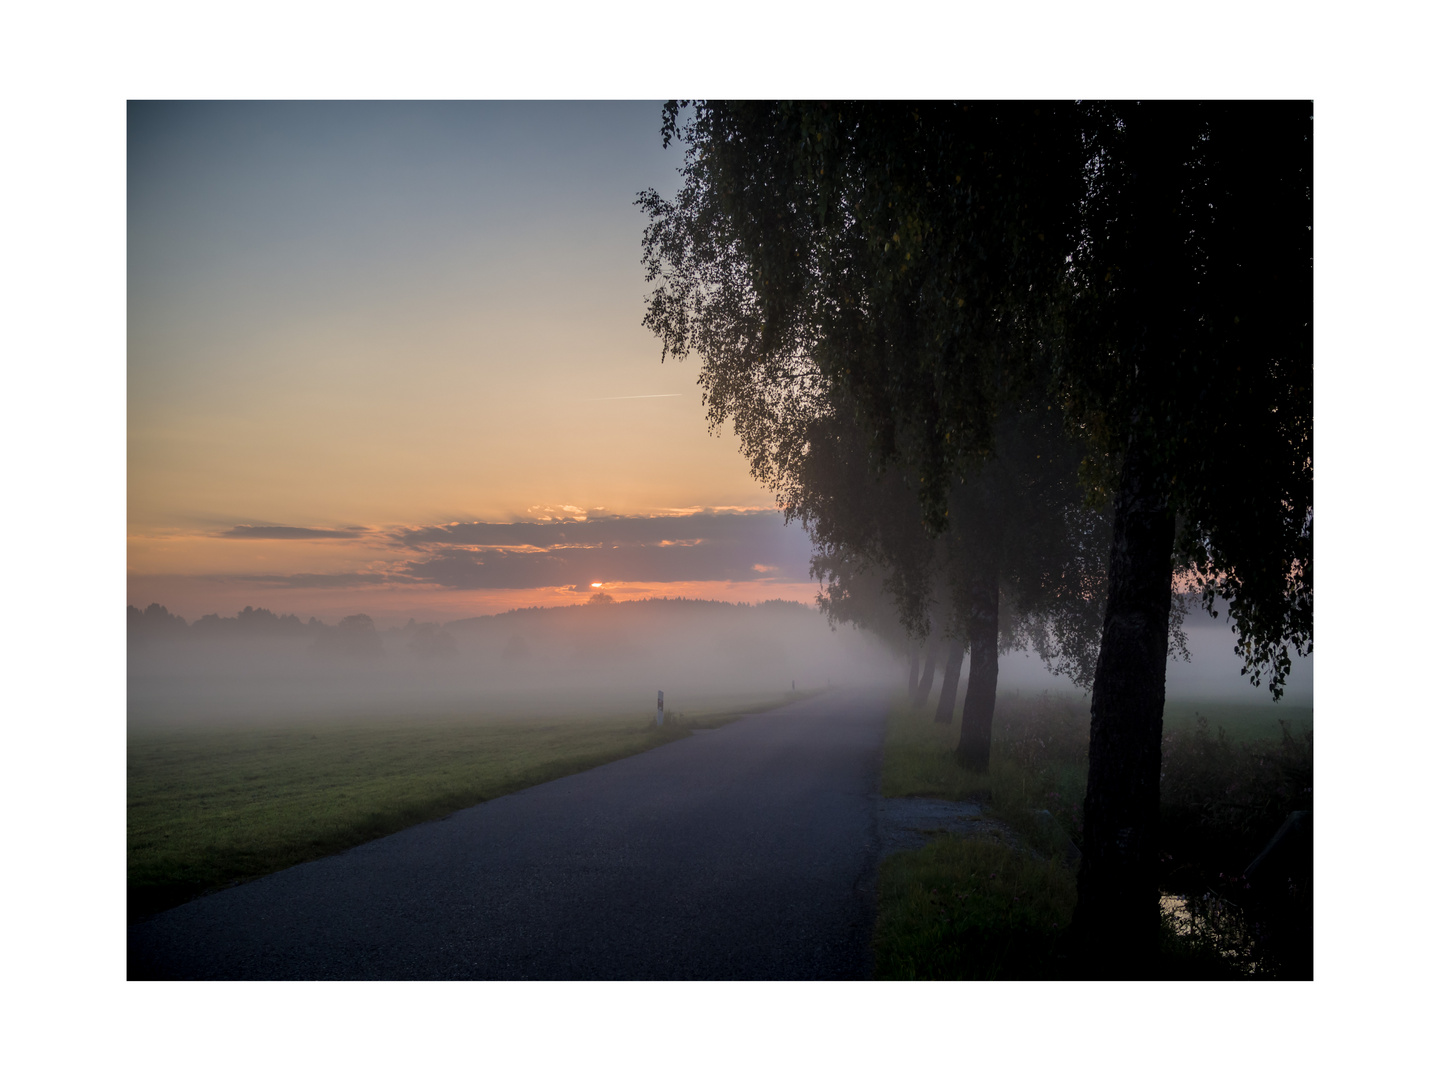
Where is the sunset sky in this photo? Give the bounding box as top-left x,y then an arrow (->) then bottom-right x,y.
128,101 -> 816,623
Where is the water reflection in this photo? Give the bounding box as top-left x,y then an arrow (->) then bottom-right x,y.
1160,892 -> 1259,975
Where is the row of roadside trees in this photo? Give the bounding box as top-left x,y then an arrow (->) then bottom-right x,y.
639,100 -> 1312,973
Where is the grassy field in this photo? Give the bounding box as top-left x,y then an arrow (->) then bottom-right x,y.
874,690 -> 1314,979
128,692 -> 809,921
1162,696 -> 1313,744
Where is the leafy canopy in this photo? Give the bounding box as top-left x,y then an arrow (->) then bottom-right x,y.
640,101 -> 1311,695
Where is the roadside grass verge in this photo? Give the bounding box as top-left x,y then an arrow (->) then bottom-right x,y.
873,835 -> 1249,980
874,836 -> 1075,979
875,689 -> 1313,978
129,692 -> 811,921
881,691 -> 1090,859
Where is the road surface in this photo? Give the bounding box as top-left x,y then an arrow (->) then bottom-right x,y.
129,689 -> 891,979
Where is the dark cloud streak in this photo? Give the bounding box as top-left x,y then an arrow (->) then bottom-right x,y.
393,511 -> 790,551
202,512 -> 816,591
221,525 -> 370,540
206,572 -> 392,589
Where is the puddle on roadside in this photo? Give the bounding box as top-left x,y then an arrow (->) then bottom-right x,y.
1160,892 -> 1259,975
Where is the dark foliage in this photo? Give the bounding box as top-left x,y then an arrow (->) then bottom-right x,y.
1158,715 -> 1313,977
127,602 -> 189,638
309,613 -> 383,660
640,100 -> 1311,968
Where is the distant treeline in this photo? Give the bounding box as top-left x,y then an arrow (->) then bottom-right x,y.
128,603 -> 390,658
445,595 -> 811,634
129,603 -> 313,638
127,596 -> 821,662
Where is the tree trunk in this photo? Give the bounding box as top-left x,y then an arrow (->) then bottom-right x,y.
1071,451 -> 1177,976
907,642 -> 921,700
932,639 -> 966,724
955,573 -> 1000,771
912,636 -> 939,707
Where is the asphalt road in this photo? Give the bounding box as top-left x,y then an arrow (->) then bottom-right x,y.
128,689 -> 892,980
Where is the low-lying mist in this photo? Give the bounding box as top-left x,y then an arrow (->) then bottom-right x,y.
128,592 -> 1311,731
996,599 -> 1314,706
127,597 -> 903,729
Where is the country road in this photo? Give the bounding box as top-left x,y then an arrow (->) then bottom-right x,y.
128,689 -> 892,980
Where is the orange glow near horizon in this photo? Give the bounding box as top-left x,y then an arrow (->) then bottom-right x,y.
125,500 -> 817,627
127,576 -> 821,628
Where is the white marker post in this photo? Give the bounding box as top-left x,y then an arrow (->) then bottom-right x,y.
656,690 -> 664,726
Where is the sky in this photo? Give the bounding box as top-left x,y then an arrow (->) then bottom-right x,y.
128,101 -> 813,623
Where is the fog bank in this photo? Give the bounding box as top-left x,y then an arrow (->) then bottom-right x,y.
996,599 -> 1314,705
128,597 -> 901,728
128,591 -> 1312,731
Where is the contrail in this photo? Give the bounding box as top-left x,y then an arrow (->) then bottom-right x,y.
587,393 -> 683,401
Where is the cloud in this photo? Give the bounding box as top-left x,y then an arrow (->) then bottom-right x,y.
221,525 -> 370,540
191,511 -> 816,592
206,572 -> 392,588
585,393 -> 681,401
393,511 -> 813,589
393,510 -> 793,551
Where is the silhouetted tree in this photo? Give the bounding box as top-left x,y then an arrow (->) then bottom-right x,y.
127,602 -> 189,639
639,100 -> 1311,973
809,545 -> 912,657
311,613 -> 384,660
189,605 -> 310,638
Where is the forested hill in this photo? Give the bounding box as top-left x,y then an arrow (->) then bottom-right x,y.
126,596 -> 874,669
128,596 -> 821,644
445,596 -> 815,636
